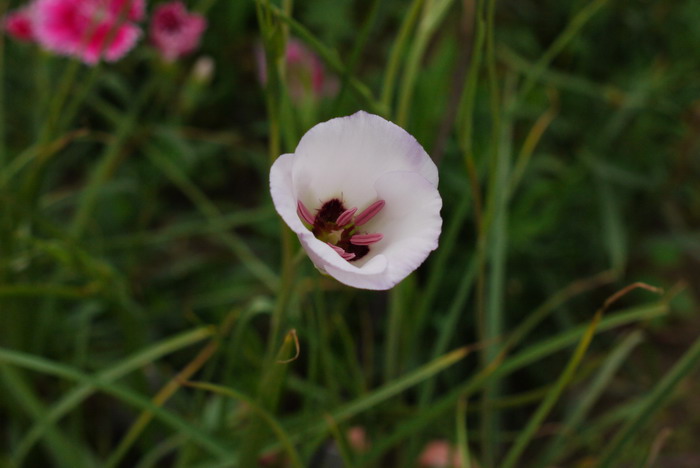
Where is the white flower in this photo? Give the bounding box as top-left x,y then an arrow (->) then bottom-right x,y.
269,111 -> 442,290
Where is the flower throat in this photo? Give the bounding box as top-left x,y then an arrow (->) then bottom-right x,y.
297,198 -> 385,262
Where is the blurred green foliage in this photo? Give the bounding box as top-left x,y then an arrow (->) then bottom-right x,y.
1,0 -> 699,467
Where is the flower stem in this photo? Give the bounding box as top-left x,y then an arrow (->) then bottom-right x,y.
240,3 -> 300,464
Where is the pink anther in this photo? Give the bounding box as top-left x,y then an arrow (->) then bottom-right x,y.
350,233 -> 384,246
327,243 -> 345,254
336,207 -> 357,227
327,242 -> 356,261
354,200 -> 385,226
297,200 -> 315,225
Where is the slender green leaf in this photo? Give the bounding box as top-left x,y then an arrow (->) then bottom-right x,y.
501,306 -> 603,468
536,330 -> 644,467
598,330 -> 700,466
16,329 -> 213,459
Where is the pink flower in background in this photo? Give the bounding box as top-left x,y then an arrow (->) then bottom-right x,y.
285,39 -> 326,99
2,6 -> 35,42
33,0 -> 143,64
256,38 -> 339,103
418,440 -> 464,468
347,426 -> 370,452
150,1 -> 206,61
110,0 -> 145,21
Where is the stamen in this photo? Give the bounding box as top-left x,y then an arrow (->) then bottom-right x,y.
354,200 -> 385,226
327,242 -> 356,261
336,207 -> 357,227
350,233 -> 384,246
327,243 -> 345,254
297,200 -> 315,225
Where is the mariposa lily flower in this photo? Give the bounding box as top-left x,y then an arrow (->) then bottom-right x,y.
270,111 -> 442,290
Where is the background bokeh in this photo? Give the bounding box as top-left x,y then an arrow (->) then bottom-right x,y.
1,0 -> 699,467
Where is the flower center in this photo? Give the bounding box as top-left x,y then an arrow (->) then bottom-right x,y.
159,11 -> 183,33
297,198 -> 385,262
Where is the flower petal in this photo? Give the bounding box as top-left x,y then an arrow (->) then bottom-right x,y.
352,171 -> 442,287
271,153 -> 392,289
292,111 -> 438,213
270,153 -> 307,233
269,115 -> 443,291
299,234 -> 390,288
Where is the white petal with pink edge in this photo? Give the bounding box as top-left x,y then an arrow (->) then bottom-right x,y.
269,111 -> 442,290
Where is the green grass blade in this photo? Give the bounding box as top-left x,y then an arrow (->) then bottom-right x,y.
456,398 -> 472,468
105,336 -> 224,468
511,0 -> 610,109
362,302 -> 667,463
238,329 -> 300,467
332,0 -> 381,112
323,414 -> 358,468
289,344 -> 473,452
145,143 -> 279,291
500,306 -> 603,468
70,79 -> 157,238
380,0 -> 424,114
418,257 -> 477,404
189,381 -> 305,468
102,208 -> 273,250
134,436 -> 184,468
598,328 -> 700,466
10,327 -> 217,464
480,72 -> 514,467
536,330 -> 644,467
0,283 -> 95,299
596,178 -> 627,272
396,0 -> 457,126
0,364 -> 91,468
385,281 -> 409,381
0,129 -> 90,190
0,349 -> 234,460
410,184 -> 471,369
332,345 -> 470,424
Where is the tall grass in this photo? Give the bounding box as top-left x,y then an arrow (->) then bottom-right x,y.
1,0 -> 699,467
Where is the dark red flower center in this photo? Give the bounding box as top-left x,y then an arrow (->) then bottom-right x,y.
297,198 -> 386,263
